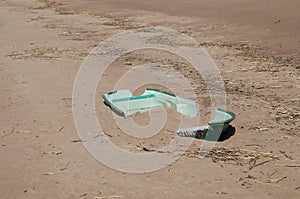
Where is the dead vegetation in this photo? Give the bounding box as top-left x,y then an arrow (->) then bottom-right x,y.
32,0 -> 76,15
200,41 -> 299,72
185,147 -> 279,169
6,46 -> 88,60
101,15 -> 144,30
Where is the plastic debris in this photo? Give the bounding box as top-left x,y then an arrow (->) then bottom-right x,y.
102,88 -> 197,117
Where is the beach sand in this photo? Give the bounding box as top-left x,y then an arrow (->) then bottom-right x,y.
61,0 -> 300,61
0,0 -> 299,198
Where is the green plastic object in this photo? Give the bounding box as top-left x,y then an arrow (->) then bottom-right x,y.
176,108 -> 236,140
102,88 -> 197,118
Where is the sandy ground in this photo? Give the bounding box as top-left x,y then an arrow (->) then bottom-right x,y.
60,0 -> 300,62
0,0 -> 299,198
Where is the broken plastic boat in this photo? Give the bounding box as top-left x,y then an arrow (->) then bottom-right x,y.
176,108 -> 236,140
102,88 -> 197,118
